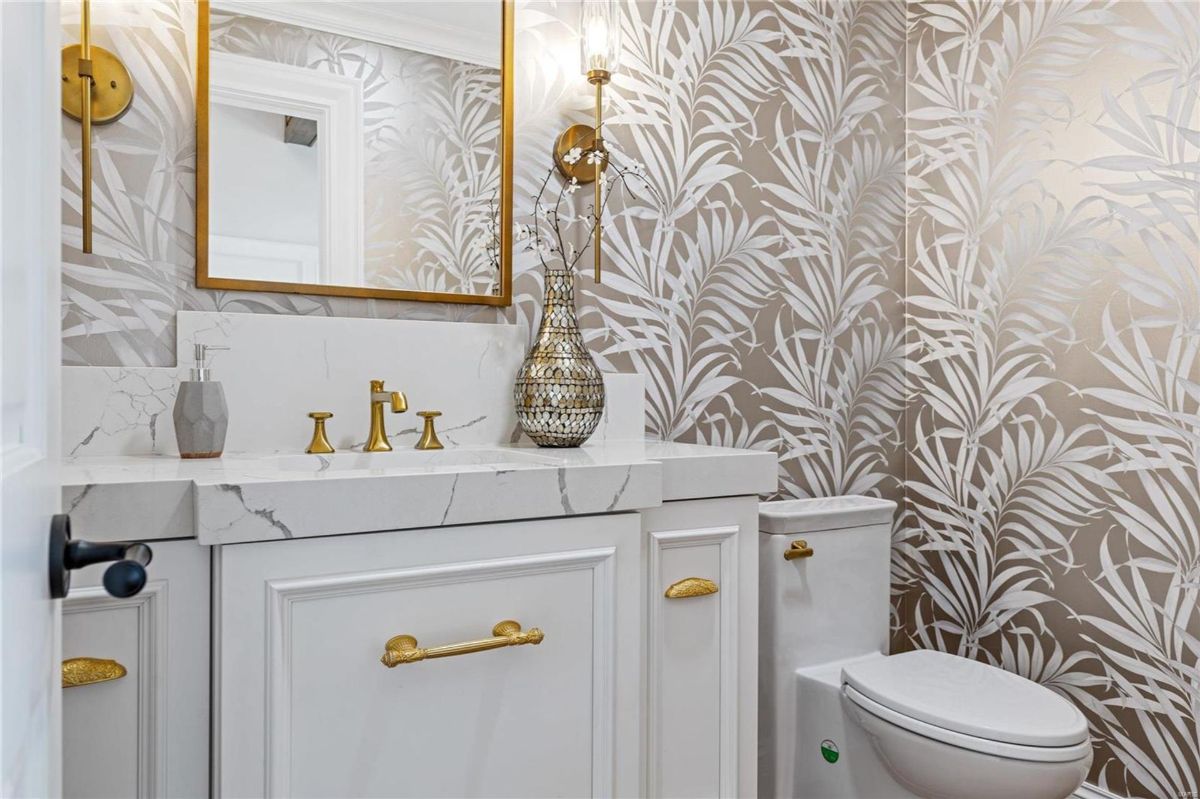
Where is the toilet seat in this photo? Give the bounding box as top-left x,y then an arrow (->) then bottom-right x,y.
841,650 -> 1090,763
843,686 -> 1092,763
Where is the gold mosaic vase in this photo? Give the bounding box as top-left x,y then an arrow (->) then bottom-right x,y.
514,266 -> 605,447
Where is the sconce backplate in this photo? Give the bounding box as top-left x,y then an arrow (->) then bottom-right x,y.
553,123 -> 609,185
61,44 -> 134,125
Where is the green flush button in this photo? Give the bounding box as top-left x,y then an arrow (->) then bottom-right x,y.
820,739 -> 840,764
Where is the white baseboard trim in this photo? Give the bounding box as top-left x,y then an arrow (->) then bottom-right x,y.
1075,783 -> 1123,799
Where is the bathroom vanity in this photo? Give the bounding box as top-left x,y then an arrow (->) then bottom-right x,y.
49,0 -> 781,789
58,313 -> 776,799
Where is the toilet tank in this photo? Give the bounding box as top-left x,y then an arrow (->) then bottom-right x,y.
758,497 -> 896,798
759,496 -> 895,671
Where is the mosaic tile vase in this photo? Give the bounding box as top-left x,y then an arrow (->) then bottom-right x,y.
514,265 -> 605,447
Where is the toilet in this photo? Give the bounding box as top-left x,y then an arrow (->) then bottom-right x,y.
759,497 -> 1092,799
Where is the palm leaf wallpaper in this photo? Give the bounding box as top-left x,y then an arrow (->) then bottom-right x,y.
60,1 -> 1196,795
903,2 -> 1198,794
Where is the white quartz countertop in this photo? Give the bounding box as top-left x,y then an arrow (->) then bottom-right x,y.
62,441 -> 777,545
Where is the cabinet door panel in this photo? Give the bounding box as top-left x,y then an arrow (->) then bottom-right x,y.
62,593 -> 144,799
62,539 -> 210,799
643,497 -> 758,799
216,515 -> 640,799
654,534 -> 728,797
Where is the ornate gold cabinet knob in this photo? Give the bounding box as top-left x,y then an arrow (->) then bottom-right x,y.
62,657 -> 126,688
415,411 -> 444,450
306,412 -> 334,454
664,577 -> 719,598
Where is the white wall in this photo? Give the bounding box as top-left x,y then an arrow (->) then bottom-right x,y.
209,104 -> 319,282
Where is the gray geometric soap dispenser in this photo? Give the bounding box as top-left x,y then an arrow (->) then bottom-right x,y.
173,343 -> 230,459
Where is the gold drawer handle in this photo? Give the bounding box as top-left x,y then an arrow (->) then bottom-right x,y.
664,577 -> 719,598
62,657 -> 127,688
784,540 -> 814,560
381,620 -> 544,668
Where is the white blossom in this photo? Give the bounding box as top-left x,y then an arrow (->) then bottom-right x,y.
563,147 -> 583,165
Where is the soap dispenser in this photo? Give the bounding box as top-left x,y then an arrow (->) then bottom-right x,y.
173,343 -> 230,459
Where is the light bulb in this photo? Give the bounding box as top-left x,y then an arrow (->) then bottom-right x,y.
580,0 -> 620,76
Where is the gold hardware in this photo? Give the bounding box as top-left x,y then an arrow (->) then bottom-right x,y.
415,411 -> 444,450
381,620 -> 544,668
62,657 -> 126,688
306,412 -> 334,454
194,0 -> 516,307
784,540 -> 814,560
664,577 -> 719,599
61,47 -> 131,124
365,380 -> 407,452
62,0 -> 135,254
552,69 -> 613,284
553,124 -> 607,184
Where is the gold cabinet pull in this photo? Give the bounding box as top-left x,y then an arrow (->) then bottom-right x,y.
62,657 -> 127,688
664,577 -> 719,599
784,540 -> 814,560
381,620 -> 544,668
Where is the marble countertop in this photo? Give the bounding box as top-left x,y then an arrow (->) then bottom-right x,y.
62,441 -> 777,545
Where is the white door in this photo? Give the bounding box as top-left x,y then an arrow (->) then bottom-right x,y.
1,1 -> 63,796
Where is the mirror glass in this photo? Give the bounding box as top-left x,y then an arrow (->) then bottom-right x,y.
199,1 -> 511,304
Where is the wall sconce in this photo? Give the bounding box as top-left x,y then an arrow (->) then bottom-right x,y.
553,0 -> 621,283
61,0 -> 134,254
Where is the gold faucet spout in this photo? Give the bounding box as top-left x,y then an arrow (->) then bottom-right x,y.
365,379 -> 408,452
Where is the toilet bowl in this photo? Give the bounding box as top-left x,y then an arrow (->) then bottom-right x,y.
758,497 -> 1092,799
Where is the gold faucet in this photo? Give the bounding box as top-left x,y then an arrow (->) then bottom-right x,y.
365,379 -> 408,452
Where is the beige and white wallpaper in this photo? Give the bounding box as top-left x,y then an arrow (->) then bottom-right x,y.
60,1 -> 1196,796
901,2 -> 1198,795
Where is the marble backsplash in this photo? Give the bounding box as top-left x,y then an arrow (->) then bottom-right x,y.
64,312 -> 645,457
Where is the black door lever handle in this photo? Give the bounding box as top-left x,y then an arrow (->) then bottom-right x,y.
48,514 -> 153,599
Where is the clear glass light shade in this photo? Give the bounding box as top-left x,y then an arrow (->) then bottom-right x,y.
580,0 -> 621,76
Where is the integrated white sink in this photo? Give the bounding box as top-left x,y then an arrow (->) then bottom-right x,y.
270,447 -> 562,474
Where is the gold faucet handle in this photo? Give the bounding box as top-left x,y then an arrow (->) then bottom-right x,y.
306,411 -> 335,454
415,411 -> 444,450
391,391 -> 408,413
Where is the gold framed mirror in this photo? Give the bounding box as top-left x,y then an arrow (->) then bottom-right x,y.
196,0 -> 513,305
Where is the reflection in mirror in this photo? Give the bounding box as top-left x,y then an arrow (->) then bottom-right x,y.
200,1 -> 510,303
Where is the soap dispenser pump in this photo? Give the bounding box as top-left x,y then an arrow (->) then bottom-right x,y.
173,343 -> 230,459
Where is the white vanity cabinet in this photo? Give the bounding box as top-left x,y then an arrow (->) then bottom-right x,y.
213,514 -> 643,799
62,539 -> 210,799
62,436 -> 775,798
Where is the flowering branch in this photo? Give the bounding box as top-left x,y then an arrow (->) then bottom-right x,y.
516,140 -> 657,274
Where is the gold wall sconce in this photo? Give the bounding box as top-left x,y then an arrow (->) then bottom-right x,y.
553,0 -> 621,283
61,0 -> 134,254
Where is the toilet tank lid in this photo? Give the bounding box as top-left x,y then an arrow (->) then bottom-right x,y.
842,650 -> 1089,747
758,496 -> 895,535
